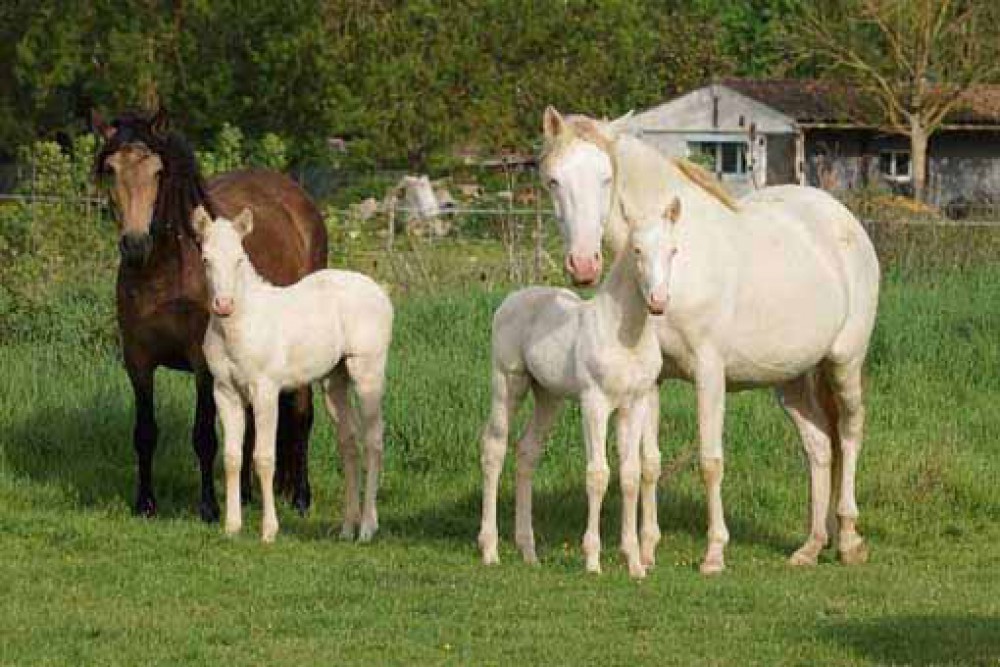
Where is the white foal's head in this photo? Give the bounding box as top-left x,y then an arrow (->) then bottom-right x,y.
627,197 -> 681,315
540,106 -> 631,286
192,206 -> 254,318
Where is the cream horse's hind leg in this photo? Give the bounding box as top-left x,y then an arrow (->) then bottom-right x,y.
514,386 -> 563,564
827,358 -> 869,565
323,365 -> 361,540
778,373 -> 833,567
478,368 -> 529,565
695,353 -> 729,575
346,353 -> 387,543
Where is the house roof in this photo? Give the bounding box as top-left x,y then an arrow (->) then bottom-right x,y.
719,78 -> 1000,128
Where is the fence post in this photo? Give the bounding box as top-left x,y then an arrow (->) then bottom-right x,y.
387,195 -> 395,254
533,184 -> 542,283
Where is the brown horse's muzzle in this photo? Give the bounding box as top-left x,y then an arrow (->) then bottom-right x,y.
119,232 -> 153,268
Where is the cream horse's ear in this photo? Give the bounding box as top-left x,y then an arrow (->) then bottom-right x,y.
192,205 -> 213,239
233,208 -> 254,237
605,110 -> 634,138
666,196 -> 682,224
543,106 -> 566,140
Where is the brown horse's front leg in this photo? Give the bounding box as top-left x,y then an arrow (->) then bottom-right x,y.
192,369 -> 221,522
276,388 -> 314,515
125,354 -> 158,517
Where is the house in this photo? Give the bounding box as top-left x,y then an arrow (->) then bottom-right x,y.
629,79 -> 1000,209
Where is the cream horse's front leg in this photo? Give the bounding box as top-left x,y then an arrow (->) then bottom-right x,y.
581,392 -> 611,574
616,397 -> 646,578
639,387 -> 662,567
249,380 -> 281,543
214,382 -> 246,536
695,353 -> 729,575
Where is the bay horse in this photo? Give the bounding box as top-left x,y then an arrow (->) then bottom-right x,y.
92,109 -> 328,521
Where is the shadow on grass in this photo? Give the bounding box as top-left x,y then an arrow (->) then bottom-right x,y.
3,384 -> 204,518
823,615 -> 1000,666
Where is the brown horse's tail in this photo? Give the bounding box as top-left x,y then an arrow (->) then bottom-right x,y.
816,367 -> 842,536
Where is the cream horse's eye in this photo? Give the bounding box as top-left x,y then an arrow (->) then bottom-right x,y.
547,178 -> 558,189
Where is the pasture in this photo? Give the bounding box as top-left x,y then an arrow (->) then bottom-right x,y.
1,229 -> 999,665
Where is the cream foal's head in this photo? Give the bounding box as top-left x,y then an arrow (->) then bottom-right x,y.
192,206 -> 254,318
626,197 -> 681,315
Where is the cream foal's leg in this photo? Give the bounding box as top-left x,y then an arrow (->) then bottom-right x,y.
249,381 -> 280,543
514,387 -> 562,564
581,392 -> 611,574
616,399 -> 646,578
323,367 -> 361,540
828,358 -> 869,565
639,387 -> 662,568
478,369 -> 528,565
778,374 -> 833,567
214,382 -> 246,536
695,354 -> 729,575
347,354 -> 388,543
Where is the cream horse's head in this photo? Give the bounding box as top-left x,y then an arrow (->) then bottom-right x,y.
192,206 -> 254,318
539,106 -> 632,286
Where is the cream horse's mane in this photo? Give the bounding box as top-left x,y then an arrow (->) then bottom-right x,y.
540,114 -> 740,213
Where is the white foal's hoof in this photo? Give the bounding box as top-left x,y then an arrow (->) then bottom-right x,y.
699,556 -> 725,576
478,532 -> 499,565
838,535 -> 869,565
584,554 -> 602,575
788,548 -> 819,567
357,521 -> 378,543
640,543 -> 658,569
224,520 -> 242,537
519,546 -> 539,565
261,525 -> 278,544
626,556 -> 647,579
340,523 -> 357,541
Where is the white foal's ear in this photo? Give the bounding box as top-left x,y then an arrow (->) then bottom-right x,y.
233,208 -> 254,237
543,106 -> 566,140
666,197 -> 682,224
605,110 -> 634,138
191,205 -> 213,239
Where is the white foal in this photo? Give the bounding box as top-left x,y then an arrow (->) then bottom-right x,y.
478,200 -> 679,578
194,206 -> 393,543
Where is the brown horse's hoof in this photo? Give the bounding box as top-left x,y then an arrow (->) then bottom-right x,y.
199,498 -> 220,523
134,496 -> 157,518
293,487 -> 311,516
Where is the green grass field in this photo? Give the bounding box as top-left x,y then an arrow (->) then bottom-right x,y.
1,253 -> 999,665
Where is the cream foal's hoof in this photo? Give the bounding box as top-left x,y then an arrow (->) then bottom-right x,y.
788,549 -> 819,567
478,533 -> 499,565
261,526 -> 278,544
357,521 -> 378,543
340,523 -> 357,541
699,556 -> 725,575
838,535 -> 869,565
224,520 -> 242,537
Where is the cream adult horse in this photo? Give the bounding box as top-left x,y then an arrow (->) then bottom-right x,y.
479,201 -> 679,577
194,206 -> 392,543
538,107 -> 880,574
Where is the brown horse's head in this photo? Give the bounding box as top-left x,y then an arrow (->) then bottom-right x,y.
93,109 -> 209,268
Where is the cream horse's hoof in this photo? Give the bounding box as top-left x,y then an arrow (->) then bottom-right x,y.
478,532 -> 500,565
788,549 -> 819,567
838,535 -> 869,565
340,522 -> 357,541
357,520 -> 378,543
699,556 -> 725,576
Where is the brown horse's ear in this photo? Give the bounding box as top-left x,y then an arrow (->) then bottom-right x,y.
151,107 -> 169,136
543,106 -> 565,140
666,197 -> 682,224
191,206 -> 213,239
91,110 -> 115,140
233,208 -> 254,237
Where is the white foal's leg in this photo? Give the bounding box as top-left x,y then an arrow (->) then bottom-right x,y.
214,382 -> 246,536
778,374 -> 833,567
249,381 -> 280,543
639,387 -> 662,568
828,359 -> 869,565
695,354 -> 729,575
616,399 -> 646,578
514,386 -> 562,564
478,369 -> 528,565
323,366 -> 361,540
346,353 -> 388,543
580,392 -> 611,574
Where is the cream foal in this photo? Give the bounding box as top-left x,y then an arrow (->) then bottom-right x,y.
479,202 -> 678,578
194,206 -> 392,543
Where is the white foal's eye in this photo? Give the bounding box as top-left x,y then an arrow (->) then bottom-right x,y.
547,178 -> 558,190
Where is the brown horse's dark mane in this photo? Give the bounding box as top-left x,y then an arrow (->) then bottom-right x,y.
94,111 -> 214,240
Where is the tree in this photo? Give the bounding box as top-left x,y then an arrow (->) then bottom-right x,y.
792,0 -> 1000,202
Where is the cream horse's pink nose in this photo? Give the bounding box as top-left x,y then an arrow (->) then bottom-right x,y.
648,294 -> 668,315
212,297 -> 234,317
565,252 -> 602,286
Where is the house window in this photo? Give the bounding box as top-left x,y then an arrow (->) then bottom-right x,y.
879,149 -> 911,181
689,141 -> 748,177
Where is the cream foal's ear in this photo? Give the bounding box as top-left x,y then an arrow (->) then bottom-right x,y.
665,196 -> 682,224
543,106 -> 565,140
191,205 -> 213,239
233,208 -> 254,237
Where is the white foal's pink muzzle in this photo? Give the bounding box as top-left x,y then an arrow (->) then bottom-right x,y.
565,252 -> 602,286
212,296 -> 235,317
